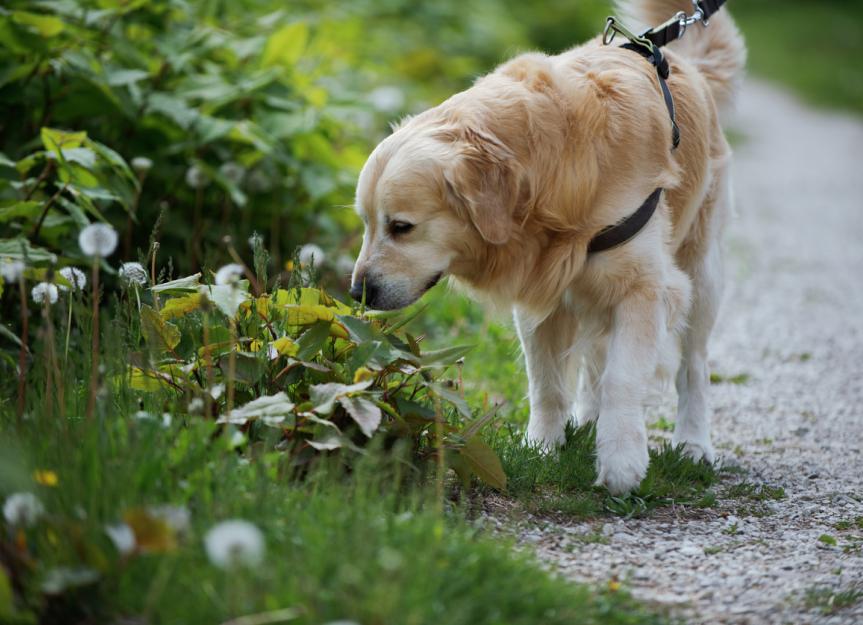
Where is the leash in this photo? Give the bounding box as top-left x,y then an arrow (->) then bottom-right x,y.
586,0 -> 728,254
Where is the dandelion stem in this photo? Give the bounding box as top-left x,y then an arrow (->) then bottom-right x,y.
85,257 -> 100,419
16,278 -> 29,424
434,392 -> 445,516
227,316 -> 237,414
202,311 -> 214,418
64,292 -> 73,363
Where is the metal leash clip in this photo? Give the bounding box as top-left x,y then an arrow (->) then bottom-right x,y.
602,16 -> 655,54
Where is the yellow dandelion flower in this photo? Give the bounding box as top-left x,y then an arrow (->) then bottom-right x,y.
34,470 -> 58,487
285,259 -> 295,272
607,579 -> 621,593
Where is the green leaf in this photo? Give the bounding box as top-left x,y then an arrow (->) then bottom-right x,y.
150,273 -> 202,294
460,437 -> 507,491
0,200 -> 42,223
338,395 -> 382,437
218,392 -> 295,426
140,305 -> 181,352
261,22 -> 309,68
425,382 -> 471,419
219,351 -> 266,385
309,380 -> 373,415
295,320 -> 332,360
40,128 -> 87,154
0,237 -> 54,262
418,344 -> 474,368
11,11 -> 65,38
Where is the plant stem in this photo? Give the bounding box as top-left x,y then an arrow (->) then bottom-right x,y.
85,257 -> 100,419
434,393 -> 445,515
16,278 -> 30,424
64,292 -> 73,363
227,316 -> 237,414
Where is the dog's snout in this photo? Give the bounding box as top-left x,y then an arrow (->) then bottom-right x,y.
349,277 -> 379,306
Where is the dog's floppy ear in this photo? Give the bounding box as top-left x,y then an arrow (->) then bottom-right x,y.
441,127 -> 521,245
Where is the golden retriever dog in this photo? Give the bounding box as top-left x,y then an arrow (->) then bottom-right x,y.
349,0 -> 746,493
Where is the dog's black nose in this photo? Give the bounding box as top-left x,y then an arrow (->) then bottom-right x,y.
349,278 -> 378,306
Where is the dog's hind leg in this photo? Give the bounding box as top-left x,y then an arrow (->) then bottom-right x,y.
672,168 -> 731,463
514,305 -> 578,448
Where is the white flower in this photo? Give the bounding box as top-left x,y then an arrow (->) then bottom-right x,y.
105,523 -> 136,555
31,282 -> 58,305
219,161 -> 246,186
188,398 -> 204,413
58,267 -> 87,291
248,233 -> 263,249
0,259 -> 25,283
185,165 -> 209,189
298,243 -> 325,267
214,263 -> 245,286
131,156 -> 153,174
368,86 -> 405,113
3,492 -> 44,526
209,384 -> 225,400
79,223 -> 118,258
204,519 -> 265,569
119,262 -> 148,286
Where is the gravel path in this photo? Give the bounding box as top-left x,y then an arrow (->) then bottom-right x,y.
506,81 -> 863,624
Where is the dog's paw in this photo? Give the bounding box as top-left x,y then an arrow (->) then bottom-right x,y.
525,416 -> 566,451
672,434 -> 716,464
595,438 -> 649,495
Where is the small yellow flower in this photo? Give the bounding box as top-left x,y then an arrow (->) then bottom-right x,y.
249,339 -> 263,352
285,260 -> 295,272
34,470 -> 58,487
607,579 -> 621,593
353,367 -> 375,384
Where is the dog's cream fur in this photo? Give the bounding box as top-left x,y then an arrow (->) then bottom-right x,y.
351,0 -> 746,493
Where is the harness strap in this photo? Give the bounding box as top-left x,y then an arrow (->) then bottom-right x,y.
587,188 -> 663,253
620,42 -> 680,149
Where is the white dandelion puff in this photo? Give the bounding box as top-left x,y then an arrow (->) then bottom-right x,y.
131,156 -> 153,174
298,243 -> 325,267
214,263 -> 245,286
118,262 -> 148,286
204,519 -> 265,569
219,161 -> 246,186
185,165 -> 209,189
31,282 -> 58,305
79,223 -> 118,258
3,492 -> 44,526
105,523 -> 136,555
58,267 -> 87,291
0,259 -> 25,283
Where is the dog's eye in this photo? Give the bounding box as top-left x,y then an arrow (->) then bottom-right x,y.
388,220 -> 415,236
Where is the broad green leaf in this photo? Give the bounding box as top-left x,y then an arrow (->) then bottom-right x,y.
460,437 -> 507,491
140,305 -> 181,352
217,392 -> 295,426
0,200 -> 42,223
425,382 -> 471,419
0,237 -> 54,262
295,320 -> 331,360
12,11 -> 65,37
128,367 -> 176,392
160,293 -> 204,319
418,344 -> 474,368
41,128 -> 87,154
309,380 -> 373,415
0,153 -> 15,168
338,395 -> 382,437
271,336 -> 299,357
219,351 -> 265,385
261,22 -> 309,68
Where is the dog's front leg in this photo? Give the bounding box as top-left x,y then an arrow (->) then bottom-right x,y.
514,306 -> 577,448
595,289 -> 662,494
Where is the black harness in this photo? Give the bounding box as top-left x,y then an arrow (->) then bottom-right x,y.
586,0 -> 729,254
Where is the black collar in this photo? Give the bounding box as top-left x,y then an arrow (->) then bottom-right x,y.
587,188 -> 662,254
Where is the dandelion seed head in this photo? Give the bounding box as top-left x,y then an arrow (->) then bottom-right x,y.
219,161 -> 246,186
31,282 -> 58,305
0,259 -> 25,283
119,262 -> 148,286
3,492 -> 44,526
298,243 -> 325,267
131,156 -> 153,174
79,223 -> 118,258
204,519 -> 264,569
59,267 -> 87,291
214,263 -> 244,286
185,165 -> 209,189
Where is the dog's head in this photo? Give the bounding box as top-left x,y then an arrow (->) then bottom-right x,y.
350,122 -> 524,310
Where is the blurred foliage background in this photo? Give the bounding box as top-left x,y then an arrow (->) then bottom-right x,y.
1,0 -> 861,416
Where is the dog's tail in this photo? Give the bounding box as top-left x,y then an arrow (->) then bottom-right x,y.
615,0 -> 746,114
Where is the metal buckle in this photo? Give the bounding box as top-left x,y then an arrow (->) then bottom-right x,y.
603,16 -> 656,54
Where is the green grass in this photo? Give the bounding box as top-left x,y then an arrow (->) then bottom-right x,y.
0,411 -> 669,625
803,586 -> 863,615
734,1 -> 863,114
492,423 -> 718,518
